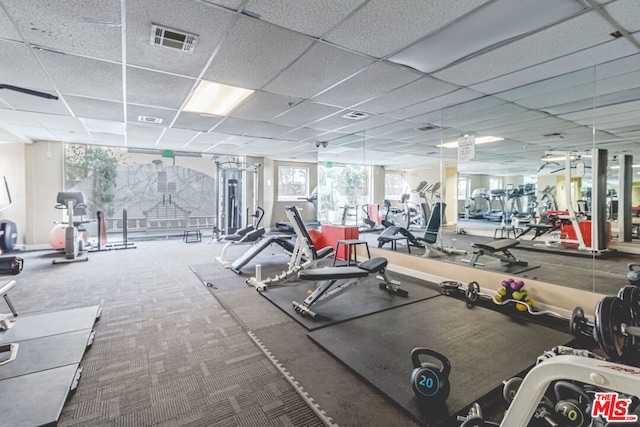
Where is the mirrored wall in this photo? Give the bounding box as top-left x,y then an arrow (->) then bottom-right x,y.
358,52 -> 640,296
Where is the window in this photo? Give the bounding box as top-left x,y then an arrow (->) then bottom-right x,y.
385,172 -> 404,200
278,166 -> 309,201
458,176 -> 470,200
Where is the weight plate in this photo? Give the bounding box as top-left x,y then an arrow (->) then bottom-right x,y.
502,377 -> 523,404
569,306 -> 586,335
466,281 -> 480,306
594,296 -> 631,361
618,285 -> 640,326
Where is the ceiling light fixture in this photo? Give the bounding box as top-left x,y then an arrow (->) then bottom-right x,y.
389,0 -> 585,73
437,135 -> 503,149
184,80 -> 253,116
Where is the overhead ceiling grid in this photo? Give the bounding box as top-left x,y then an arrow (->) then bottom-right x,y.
0,0 -> 639,171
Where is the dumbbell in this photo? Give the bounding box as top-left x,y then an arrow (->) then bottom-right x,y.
410,348 -> 450,405
457,403 -> 499,426
553,381 -> 591,427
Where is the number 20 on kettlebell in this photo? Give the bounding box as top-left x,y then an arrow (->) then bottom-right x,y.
410,348 -> 451,404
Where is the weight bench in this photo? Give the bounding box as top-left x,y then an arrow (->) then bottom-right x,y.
462,239 -> 528,268
293,257 -> 406,318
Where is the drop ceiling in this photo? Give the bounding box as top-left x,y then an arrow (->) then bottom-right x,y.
0,0 -> 639,173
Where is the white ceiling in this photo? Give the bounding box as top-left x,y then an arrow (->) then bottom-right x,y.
0,0 -> 639,173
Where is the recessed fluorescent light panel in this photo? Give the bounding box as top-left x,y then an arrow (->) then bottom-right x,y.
184,81 -> 254,116
437,135 -> 503,148
389,0 -> 586,73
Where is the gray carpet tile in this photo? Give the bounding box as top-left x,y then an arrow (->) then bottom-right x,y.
5,239 -> 323,426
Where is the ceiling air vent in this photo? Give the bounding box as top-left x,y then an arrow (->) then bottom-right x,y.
150,24 -> 198,53
138,116 -> 163,124
342,111 -> 369,120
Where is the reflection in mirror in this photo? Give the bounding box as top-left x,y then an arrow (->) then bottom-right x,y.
594,53 -> 640,294
441,65 -> 608,294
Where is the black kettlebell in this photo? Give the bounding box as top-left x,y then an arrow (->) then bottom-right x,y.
410,348 -> 451,404
553,381 -> 591,427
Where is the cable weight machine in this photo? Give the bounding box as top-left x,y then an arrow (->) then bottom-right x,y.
215,159 -> 260,236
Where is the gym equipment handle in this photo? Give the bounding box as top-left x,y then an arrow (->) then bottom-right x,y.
411,348 -> 451,377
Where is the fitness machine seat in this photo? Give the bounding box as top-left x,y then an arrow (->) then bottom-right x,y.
298,266 -> 368,281
294,257 -> 404,317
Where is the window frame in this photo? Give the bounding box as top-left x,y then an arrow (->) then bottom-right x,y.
277,166 -> 310,202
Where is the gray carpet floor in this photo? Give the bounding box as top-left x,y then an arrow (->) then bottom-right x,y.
4,240 -> 326,427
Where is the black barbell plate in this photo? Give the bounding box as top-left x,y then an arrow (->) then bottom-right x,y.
594,296 -> 632,361
466,281 -> 480,307
618,285 -> 640,326
569,306 -> 586,335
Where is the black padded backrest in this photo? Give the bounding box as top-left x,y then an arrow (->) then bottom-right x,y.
422,202 -> 445,244
285,205 -> 318,259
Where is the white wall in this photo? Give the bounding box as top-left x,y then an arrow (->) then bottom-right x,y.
0,143 -> 27,248
25,141 -> 65,247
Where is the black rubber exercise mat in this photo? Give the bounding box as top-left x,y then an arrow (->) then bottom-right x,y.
308,296 -> 574,426
259,270 -> 441,331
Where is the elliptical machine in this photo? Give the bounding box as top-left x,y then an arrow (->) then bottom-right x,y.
51,192 -> 89,264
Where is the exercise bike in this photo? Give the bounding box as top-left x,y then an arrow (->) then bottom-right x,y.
49,192 -> 90,264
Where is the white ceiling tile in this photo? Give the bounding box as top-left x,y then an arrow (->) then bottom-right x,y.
390,0 -> 586,74
0,6 -> 20,40
29,114 -> 86,132
127,104 -> 176,125
203,15 -> 314,89
172,112 -> 222,132
229,91 -> 302,122
245,0 -> 365,38
38,51 -> 122,100
493,67 -> 595,103
0,109 -> 41,127
4,124 -> 56,141
49,128 -> 92,142
606,0 -> 640,33
363,120 -> 421,137
65,96 -> 123,121
127,122 -> 166,141
313,62 -> 421,108
90,133 -> 126,147
157,127 -> 200,145
126,0 -> 235,77
126,67 -> 195,109
356,77 -> 458,114
0,40 -> 56,92
200,0 -> 243,10
272,101 -> 343,128
211,117 -> 255,135
434,12 -> 617,86
337,115 -> 397,134
244,122 -> 295,138
472,38 -> 638,95
324,0 -> 489,58
1,90 -> 70,115
391,89 -> 484,119
277,127 -> 328,142
2,0 -> 121,61
264,42 -> 374,99
191,132 -> 230,145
